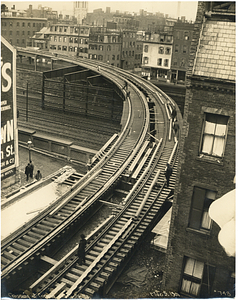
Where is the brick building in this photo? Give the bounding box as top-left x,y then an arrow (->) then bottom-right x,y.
163,2 -> 235,297
48,24 -> 90,58
88,27 -> 122,67
171,21 -> 194,83
1,16 -> 47,48
121,29 -> 142,70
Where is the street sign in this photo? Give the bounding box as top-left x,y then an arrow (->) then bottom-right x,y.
1,37 -> 18,180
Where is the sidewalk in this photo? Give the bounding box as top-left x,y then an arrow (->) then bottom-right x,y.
2,147 -> 87,198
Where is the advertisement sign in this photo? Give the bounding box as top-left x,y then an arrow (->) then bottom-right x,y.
1,37 -> 18,180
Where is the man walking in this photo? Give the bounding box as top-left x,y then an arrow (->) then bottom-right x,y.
77,234 -> 87,265
165,163 -> 173,187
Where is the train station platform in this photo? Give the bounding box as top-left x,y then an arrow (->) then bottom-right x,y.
1,166 -> 76,241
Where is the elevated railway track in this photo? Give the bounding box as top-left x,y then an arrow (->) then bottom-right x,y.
2,49 -> 181,298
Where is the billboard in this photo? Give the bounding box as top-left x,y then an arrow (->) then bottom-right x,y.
1,37 -> 18,180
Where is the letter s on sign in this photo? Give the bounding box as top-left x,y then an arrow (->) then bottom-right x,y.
2,62 -> 12,92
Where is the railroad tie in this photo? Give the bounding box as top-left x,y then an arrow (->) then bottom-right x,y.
46,282 -> 66,299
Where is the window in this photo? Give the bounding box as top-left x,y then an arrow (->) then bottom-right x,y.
167,35 -> 172,42
64,26 -> 68,32
201,113 -> 228,157
22,22 -> 25,27
181,257 -> 216,297
189,187 -> 216,231
62,46 -> 67,51
158,47 -> 164,54
184,31 -> 189,40
117,54 -> 120,60
22,31 -> 25,36
58,45 -> 62,50
107,45 -> 111,51
144,57 -> 148,64
144,45 -> 148,52
54,36 -> 57,42
165,47 -> 171,54
173,59 -> 177,66
59,37 -> 62,42
164,59 -> 168,67
63,37 -> 67,42
10,22 -> 13,27
9,31 -> 12,36
33,23 -> 35,27
22,39 -> 25,44
69,37 -> 73,43
181,257 -> 204,296
17,22 -> 19,27
59,26 -> 63,32
160,35 -> 164,42
28,23 -> 31,27
175,45 -> 179,52
16,39 -> 19,44
157,58 -> 162,66
112,55 -> 115,60
28,31 -> 30,36
183,45 -> 187,53
16,31 -> 19,36
180,59 -> 185,67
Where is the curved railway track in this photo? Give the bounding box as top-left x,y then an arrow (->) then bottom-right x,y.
2,49 -> 181,298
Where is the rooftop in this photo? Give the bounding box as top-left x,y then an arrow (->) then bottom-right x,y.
193,19 -> 236,82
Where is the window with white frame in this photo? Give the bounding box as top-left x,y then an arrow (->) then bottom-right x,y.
165,47 -> 171,54
144,57 -> 148,64
158,46 -> 164,54
189,186 -> 216,231
164,59 -> 168,67
181,257 -> 204,296
201,113 -> 229,157
184,31 -> 189,40
181,257 -> 216,297
144,45 -> 148,52
157,58 -> 162,66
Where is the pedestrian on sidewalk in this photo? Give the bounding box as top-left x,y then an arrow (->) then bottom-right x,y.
29,160 -> 34,179
35,170 -> 42,181
77,234 -> 87,265
25,163 -> 31,181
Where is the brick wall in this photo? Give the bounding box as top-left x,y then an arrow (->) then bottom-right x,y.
162,1 -> 235,296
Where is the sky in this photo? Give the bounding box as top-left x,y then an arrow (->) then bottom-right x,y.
3,1 -> 198,21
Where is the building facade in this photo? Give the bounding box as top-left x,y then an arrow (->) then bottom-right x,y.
121,29 -> 142,70
163,2 -> 235,297
48,24 -> 90,58
141,32 -> 173,80
171,22 -> 194,83
73,1 -> 88,24
1,16 -> 47,47
88,27 -> 121,67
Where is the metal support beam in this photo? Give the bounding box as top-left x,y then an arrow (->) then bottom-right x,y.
63,76 -> 66,112
41,74 -> 45,109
